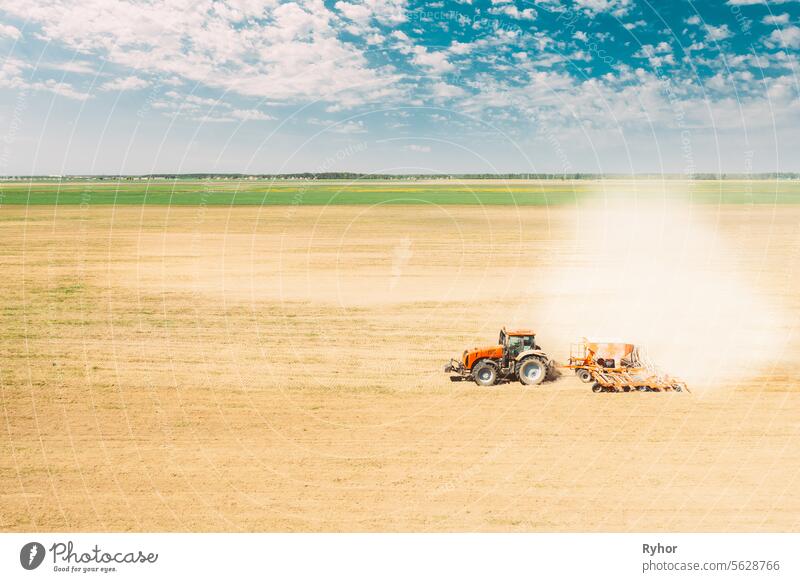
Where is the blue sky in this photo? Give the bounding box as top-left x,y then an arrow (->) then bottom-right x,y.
0,0 -> 798,174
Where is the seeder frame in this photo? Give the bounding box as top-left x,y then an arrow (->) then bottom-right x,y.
565,340 -> 689,393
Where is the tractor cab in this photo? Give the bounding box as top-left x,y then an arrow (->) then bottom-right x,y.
500,328 -> 539,360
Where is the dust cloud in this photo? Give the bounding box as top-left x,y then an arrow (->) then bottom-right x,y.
530,192 -> 787,391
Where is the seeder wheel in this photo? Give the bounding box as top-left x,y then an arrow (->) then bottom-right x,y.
591,383 -> 603,393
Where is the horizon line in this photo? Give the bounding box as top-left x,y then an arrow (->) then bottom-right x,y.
2,172 -> 800,180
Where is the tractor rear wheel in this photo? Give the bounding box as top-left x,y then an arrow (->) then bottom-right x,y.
519,357 -> 546,385
473,361 -> 498,386
576,368 -> 592,383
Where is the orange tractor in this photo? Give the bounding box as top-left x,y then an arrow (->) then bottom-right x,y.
566,339 -> 688,393
444,328 -> 556,386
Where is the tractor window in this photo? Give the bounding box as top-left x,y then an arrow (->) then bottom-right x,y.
522,335 -> 535,350
507,336 -> 523,357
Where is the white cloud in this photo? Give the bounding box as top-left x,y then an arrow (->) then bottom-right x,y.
0,57 -> 91,100
151,89 -> 277,123
574,0 -> 632,17
48,60 -> 97,75
431,81 -> 465,100
0,58 -> 31,87
768,25 -> 800,48
635,41 -> 672,58
488,5 -> 536,20
3,0 -> 403,110
448,40 -> 474,55
153,97 -> 211,115
367,0 -> 408,25
31,79 -> 91,100
193,114 -> 237,123
461,65 -> 800,146
0,23 -> 21,39
405,144 -> 431,152
329,120 -> 367,133
230,108 -> 274,121
653,41 -> 671,53
101,76 -> 149,91
762,13 -> 790,25
705,24 -> 731,41
635,42 -> 673,63
335,1 -> 372,24
573,31 -> 588,41
166,91 -> 219,108
335,0 -> 407,26
308,117 -> 367,133
623,19 -> 646,30
411,46 -> 454,73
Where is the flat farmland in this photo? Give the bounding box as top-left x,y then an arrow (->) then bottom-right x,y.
2,178 -> 799,205
2,198 -> 800,531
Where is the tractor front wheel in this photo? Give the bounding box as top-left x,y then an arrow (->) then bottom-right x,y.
519,357 -> 546,386
473,361 -> 498,387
